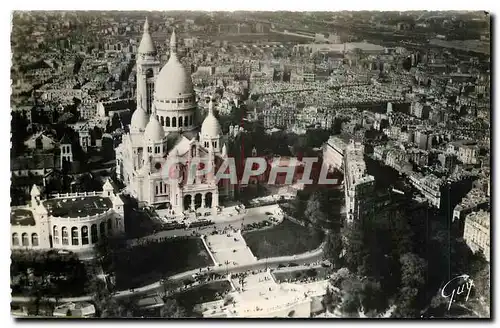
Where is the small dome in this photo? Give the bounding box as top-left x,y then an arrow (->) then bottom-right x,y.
144,115 -> 165,141
130,107 -> 149,130
138,18 -> 156,55
201,99 -> 221,137
154,53 -> 193,99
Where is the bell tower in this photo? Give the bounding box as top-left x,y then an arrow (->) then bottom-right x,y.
137,17 -> 161,114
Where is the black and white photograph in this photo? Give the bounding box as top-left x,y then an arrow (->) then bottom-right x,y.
8,7 -> 491,319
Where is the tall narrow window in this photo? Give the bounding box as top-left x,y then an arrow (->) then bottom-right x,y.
71,227 -> 79,245
81,226 -> 89,245
172,117 -> 177,127
100,222 -> 106,239
53,225 -> 59,244
31,233 -> 39,246
91,224 -> 98,244
179,117 -> 183,127
107,219 -> 112,234
22,233 -> 29,246
12,233 -> 19,246
62,227 -> 69,245
166,117 -> 170,127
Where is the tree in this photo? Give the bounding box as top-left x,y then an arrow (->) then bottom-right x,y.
393,253 -> 428,318
304,192 -> 327,227
342,222 -> 366,273
393,286 -> 420,318
238,272 -> 248,290
340,275 -> 363,315
400,253 -> 427,289
330,268 -> 351,288
161,278 -> 178,298
100,297 -> 134,318
87,277 -> 112,316
322,286 -> 341,312
160,299 -> 187,318
360,279 -> 388,315
323,232 -> 343,265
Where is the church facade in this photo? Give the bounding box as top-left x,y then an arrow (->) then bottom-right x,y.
115,19 -> 234,218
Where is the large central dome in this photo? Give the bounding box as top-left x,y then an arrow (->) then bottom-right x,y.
154,53 -> 194,99
154,30 -> 194,100
152,30 -> 198,133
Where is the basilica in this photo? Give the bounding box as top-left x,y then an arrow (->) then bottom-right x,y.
115,19 -> 234,218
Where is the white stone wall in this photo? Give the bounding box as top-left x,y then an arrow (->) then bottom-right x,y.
11,192 -> 125,257
11,224 -> 46,249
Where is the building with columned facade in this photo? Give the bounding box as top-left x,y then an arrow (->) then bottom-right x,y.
11,180 -> 125,256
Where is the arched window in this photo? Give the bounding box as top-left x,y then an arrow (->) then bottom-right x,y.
31,233 -> 39,246
22,233 -> 29,246
166,117 -> 170,127
160,116 -> 165,126
179,117 -> 183,127
189,115 -> 193,125
172,117 -> 177,127
91,224 -> 98,244
61,227 -> 69,245
185,116 -> 189,127
107,219 -> 112,234
12,233 -> 19,246
99,222 -> 106,239
71,227 -> 79,245
81,226 -> 89,245
53,225 -> 59,244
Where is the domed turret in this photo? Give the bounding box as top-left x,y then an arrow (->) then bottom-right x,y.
154,29 -> 194,100
144,107 -> 165,142
130,105 -> 149,131
201,97 -> 221,138
138,17 -> 156,55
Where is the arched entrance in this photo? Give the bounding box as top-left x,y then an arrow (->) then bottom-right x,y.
205,192 -> 213,208
184,195 -> 192,211
194,193 -> 202,209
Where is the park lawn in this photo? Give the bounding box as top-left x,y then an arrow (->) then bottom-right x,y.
243,219 -> 324,259
113,237 -> 213,290
272,266 -> 332,283
175,280 -> 232,316
10,250 -> 90,298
